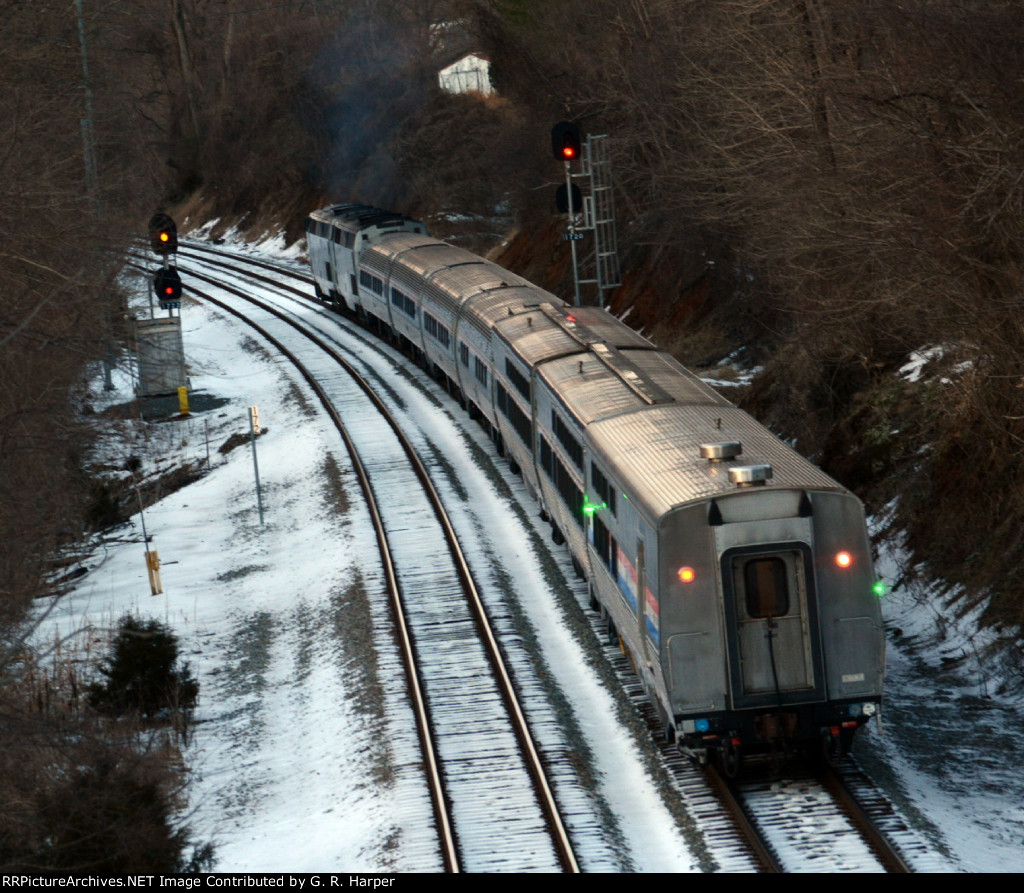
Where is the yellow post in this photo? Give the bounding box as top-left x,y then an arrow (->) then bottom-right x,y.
178,386 -> 189,416
146,550 -> 163,595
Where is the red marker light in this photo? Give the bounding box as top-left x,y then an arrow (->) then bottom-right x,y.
835,551 -> 853,569
678,567 -> 696,584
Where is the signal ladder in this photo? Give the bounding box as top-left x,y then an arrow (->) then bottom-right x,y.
575,135 -> 621,307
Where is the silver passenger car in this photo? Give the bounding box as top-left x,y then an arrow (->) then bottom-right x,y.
306,205 -> 885,768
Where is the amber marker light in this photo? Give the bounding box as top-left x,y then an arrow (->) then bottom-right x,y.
678,566 -> 696,584
835,551 -> 853,569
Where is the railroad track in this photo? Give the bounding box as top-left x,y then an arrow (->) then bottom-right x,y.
157,241 -> 950,873
139,252 -> 580,872
602,619 -> 948,872
709,765 -> 909,872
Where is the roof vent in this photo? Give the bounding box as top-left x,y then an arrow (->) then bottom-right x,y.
729,464 -> 773,487
700,441 -> 742,462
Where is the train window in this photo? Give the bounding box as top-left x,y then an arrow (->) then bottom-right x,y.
391,287 -> 416,318
358,271 -> 384,296
539,436 -> 553,478
424,313 -> 451,348
459,342 -> 470,367
539,435 -> 583,526
742,557 -> 789,619
505,359 -> 531,400
558,460 -> 584,528
497,383 -> 532,447
591,462 -> 617,516
332,229 -> 342,244
474,356 -> 488,386
404,295 -> 415,318
552,412 -> 584,469
592,515 -> 616,575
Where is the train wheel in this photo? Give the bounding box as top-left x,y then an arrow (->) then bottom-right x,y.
605,615 -> 617,645
659,710 -> 676,745
821,728 -> 844,767
720,741 -> 741,778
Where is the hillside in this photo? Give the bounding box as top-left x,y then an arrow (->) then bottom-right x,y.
464,2 -> 1024,653
3,0 -> 1024,868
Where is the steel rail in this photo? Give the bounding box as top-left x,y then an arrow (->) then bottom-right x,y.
159,258 -> 579,872
132,265 -> 462,872
702,764 -> 784,873
820,764 -> 912,873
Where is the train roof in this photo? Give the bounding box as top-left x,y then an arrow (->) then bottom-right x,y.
493,303 -> 653,369
586,403 -> 845,521
363,235 -> 552,327
308,203 -> 425,235
538,347 -> 729,426
315,203 -> 405,224
365,232 -> 474,270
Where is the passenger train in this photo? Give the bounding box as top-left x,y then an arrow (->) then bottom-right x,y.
305,203 -> 885,770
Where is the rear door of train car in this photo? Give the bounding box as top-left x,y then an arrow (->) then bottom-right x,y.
720,541 -> 825,706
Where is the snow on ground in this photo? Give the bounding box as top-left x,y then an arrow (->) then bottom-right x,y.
40,267 -> 696,872
852,526 -> 1024,873
36,245 -> 1024,873
45,292 -> 437,871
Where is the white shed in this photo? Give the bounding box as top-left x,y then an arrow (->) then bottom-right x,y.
438,53 -> 494,96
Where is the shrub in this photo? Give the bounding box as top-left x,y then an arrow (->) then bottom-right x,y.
89,615 -> 199,719
30,751 -> 215,873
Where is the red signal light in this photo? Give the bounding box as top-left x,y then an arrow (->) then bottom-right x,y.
160,231 -> 169,243
552,122 -> 582,163
835,551 -> 853,569
153,266 -> 181,305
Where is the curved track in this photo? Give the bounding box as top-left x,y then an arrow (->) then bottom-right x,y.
162,241 -> 947,873
139,250 -> 579,872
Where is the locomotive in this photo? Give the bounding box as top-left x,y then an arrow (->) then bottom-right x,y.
305,203 -> 885,770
